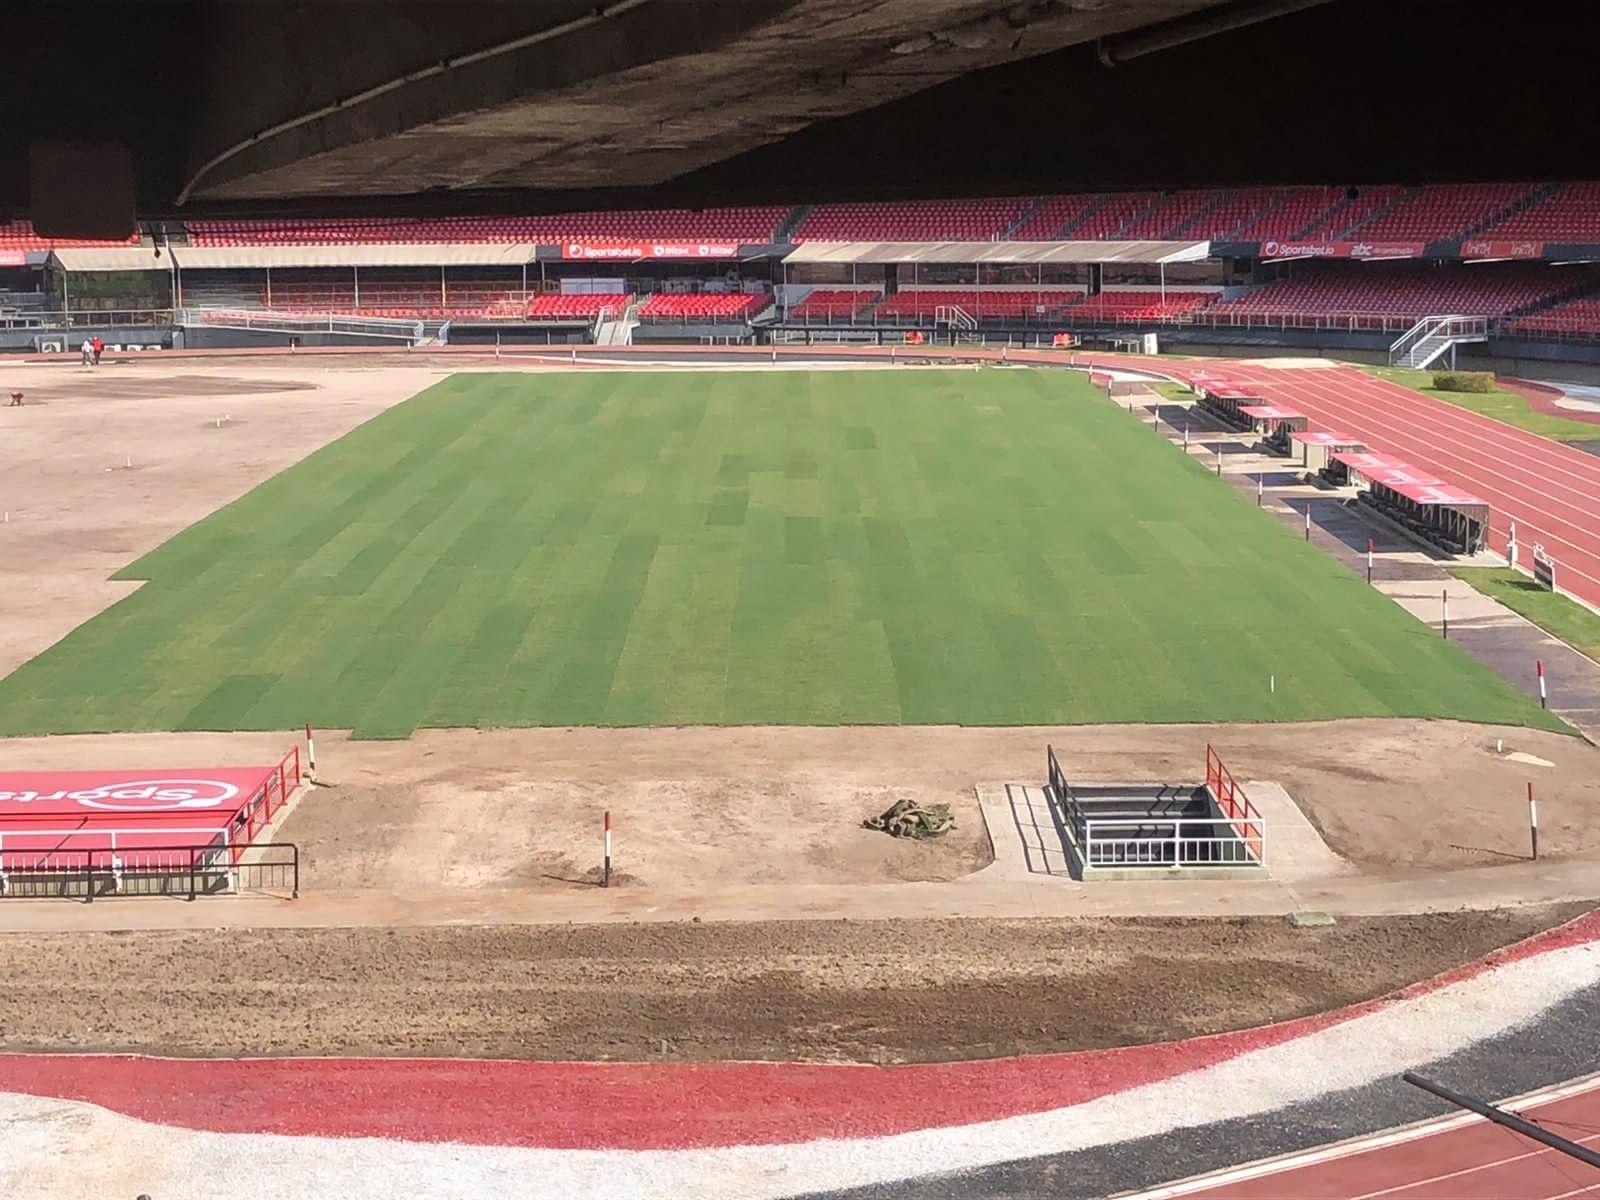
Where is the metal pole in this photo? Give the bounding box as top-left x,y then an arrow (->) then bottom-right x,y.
1257,475 -> 1263,506
603,810 -> 613,887
1441,590 -> 1449,638
266,266 -> 272,309
1304,505 -> 1311,540
353,264 -> 360,308
1528,782 -> 1539,860
1366,536 -> 1374,583
1402,1073 -> 1600,1169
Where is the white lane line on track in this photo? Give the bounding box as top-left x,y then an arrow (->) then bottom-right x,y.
1242,369 -> 1600,596
1248,370 -> 1600,530
1238,366 -> 1600,494
1117,1071 -> 1600,1200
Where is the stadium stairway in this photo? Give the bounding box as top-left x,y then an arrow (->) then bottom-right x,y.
1167,189 -> 1239,239
1462,182 -> 1562,238
772,205 -> 810,243
1338,185 -> 1420,238
1000,197 -> 1051,239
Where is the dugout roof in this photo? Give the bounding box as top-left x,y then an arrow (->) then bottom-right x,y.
782,240 -> 1211,266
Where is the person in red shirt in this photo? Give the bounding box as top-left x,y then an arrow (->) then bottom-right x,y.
90,336 -> 104,365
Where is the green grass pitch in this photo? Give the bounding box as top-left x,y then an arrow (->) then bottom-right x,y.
0,368 -> 1561,738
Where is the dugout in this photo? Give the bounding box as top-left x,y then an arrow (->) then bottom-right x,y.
1325,449 -> 1411,488
1197,384 -> 1263,428
1289,430 -> 1364,474
1238,404 -> 1307,454
1361,479 -> 1489,555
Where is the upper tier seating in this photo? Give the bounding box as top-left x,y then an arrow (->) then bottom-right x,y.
791,199 -> 1031,243
788,289 -> 882,318
1481,183 -> 1600,240
1068,291 -> 1219,320
1176,188 -> 1293,240
1119,192 -> 1228,240
1299,186 -> 1406,238
1230,187 -> 1351,241
1203,264 -> 1573,326
1504,296 -> 1600,337
871,289 -> 1084,319
1355,183 -> 1539,240
636,292 -> 769,321
1068,193 -> 1158,240
0,220 -> 139,248
1007,194 -> 1104,240
525,293 -> 632,319
187,208 -> 787,246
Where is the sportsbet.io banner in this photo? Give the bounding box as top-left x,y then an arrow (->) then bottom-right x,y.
1258,239 -> 1428,260
560,241 -> 742,261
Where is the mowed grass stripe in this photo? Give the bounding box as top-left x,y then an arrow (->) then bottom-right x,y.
0,369 -> 1562,736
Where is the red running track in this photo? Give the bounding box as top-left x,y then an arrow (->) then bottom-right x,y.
1208,364 -> 1600,612
1160,1074 -> 1600,1198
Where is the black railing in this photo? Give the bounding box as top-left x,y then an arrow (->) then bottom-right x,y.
0,842 -> 298,903
1046,744 -> 1087,842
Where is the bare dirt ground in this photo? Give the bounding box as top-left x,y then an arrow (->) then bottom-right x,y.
0,906 -> 1582,1062
1,354 -> 1598,1066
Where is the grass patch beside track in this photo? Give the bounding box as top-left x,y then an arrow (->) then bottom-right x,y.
0,369 -> 1559,737
1449,567 -> 1600,663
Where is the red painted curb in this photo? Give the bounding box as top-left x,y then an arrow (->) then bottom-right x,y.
1,909 -> 1593,1150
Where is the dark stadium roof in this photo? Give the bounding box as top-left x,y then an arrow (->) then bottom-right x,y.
4,0 -> 1598,236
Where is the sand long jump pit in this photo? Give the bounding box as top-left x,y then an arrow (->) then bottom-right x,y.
0,353 -> 1598,1067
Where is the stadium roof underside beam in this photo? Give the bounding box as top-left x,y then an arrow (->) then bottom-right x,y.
782,240 -> 1212,265
50,244 -> 541,272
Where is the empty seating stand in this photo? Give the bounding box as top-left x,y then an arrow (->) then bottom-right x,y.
1505,297 -> 1600,339
871,289 -> 1083,320
636,293 -> 768,321
187,208 -> 786,246
525,293 -> 632,320
1482,183 -> 1600,240
0,220 -> 139,249
791,199 -> 1031,242
1201,264 -> 1574,329
1068,291 -> 1219,321
1356,183 -> 1539,240
788,289 -> 882,319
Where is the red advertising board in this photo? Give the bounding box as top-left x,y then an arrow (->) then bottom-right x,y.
561,241 -> 741,261
1259,239 -> 1427,260
0,766 -> 274,820
0,250 -> 29,267
1459,238 -> 1545,259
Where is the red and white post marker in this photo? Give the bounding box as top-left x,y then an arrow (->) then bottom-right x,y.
1441,590 -> 1449,639
603,810 -> 613,888
1536,659 -> 1548,709
1528,782 -> 1539,861
305,723 -> 317,779
1366,536 -> 1374,584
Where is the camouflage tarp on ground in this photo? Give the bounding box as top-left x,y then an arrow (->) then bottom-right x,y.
862,797 -> 954,839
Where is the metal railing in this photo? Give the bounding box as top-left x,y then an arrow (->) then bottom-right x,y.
0,841 -> 298,901
1205,743 -> 1266,859
1080,818 -> 1264,867
1,307 -> 175,330
1388,314 -> 1489,367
